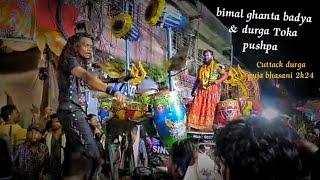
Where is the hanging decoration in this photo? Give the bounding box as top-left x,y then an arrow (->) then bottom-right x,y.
144,0 -> 187,31
35,0 -> 79,37
35,29 -> 66,56
1,0 -> 78,56
2,29 -> 66,56
0,0 -> 36,41
111,12 -> 141,41
1,40 -> 36,52
144,0 -> 166,26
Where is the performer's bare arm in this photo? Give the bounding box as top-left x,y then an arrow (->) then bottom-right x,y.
215,66 -> 228,84
71,66 -> 110,92
71,66 -> 126,102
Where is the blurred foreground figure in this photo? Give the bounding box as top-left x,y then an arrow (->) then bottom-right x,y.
215,116 -> 304,180
167,139 -> 216,180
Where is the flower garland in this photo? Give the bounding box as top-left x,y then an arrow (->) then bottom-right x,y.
111,12 -> 133,39
145,0 -> 166,26
198,60 -> 217,89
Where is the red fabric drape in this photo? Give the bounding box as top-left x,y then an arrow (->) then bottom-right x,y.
35,0 -> 79,36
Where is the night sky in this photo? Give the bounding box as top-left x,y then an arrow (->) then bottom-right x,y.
200,0 -> 318,99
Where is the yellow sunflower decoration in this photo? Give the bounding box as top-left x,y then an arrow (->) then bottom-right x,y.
111,13 -> 133,39
144,0 -> 166,26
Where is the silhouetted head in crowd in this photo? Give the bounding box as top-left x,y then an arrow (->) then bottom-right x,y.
43,113 -> 59,132
167,139 -> 198,180
50,113 -> 61,131
44,106 -> 54,120
0,105 -> 20,124
215,116 -> 302,180
27,124 -> 42,144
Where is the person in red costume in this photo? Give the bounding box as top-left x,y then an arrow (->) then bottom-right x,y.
187,50 -> 228,131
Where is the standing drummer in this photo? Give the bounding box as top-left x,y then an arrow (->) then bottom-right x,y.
57,32 -> 126,179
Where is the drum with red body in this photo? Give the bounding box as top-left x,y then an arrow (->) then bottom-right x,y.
215,99 -> 241,126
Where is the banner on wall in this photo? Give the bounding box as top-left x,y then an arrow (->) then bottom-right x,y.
0,0 -> 36,41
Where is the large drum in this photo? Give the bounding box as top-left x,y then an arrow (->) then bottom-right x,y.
215,99 -> 241,126
152,90 -> 187,148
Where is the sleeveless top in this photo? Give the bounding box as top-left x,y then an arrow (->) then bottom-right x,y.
57,56 -> 87,112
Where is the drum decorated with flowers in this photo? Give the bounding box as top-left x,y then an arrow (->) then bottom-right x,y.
215,99 -> 241,126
